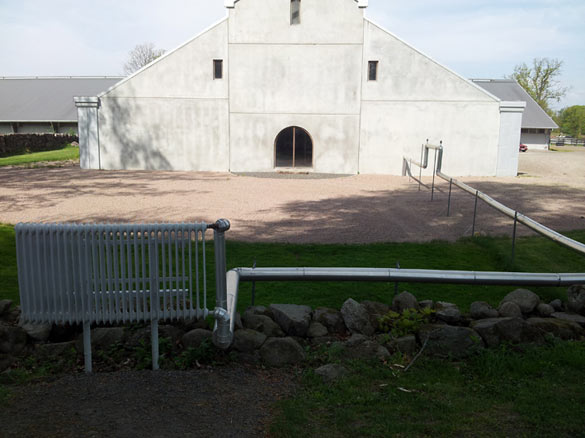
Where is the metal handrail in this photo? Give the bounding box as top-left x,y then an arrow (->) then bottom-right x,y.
221,266 -> 585,344
405,142 -> 585,257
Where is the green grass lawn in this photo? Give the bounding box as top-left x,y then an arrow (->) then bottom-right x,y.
1,225 -> 584,310
272,341 -> 585,437
0,145 -> 79,167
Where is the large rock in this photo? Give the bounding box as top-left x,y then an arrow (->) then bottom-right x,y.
313,307 -> 346,334
500,289 -> 540,314
233,329 -> 267,353
498,302 -> 522,318
182,329 -> 213,349
567,285 -> 585,315
526,318 -> 584,340
244,306 -> 274,320
536,303 -> 555,318
419,300 -> 434,310
393,334 -> 418,355
470,317 -> 543,347
435,302 -> 462,324
315,364 -> 349,382
470,301 -> 499,320
88,327 -> 126,351
340,299 -> 374,336
0,299 -> 12,316
307,322 -> 328,338
551,312 -> 585,327
0,325 -> 27,355
260,337 -> 305,367
392,292 -> 419,313
270,304 -> 312,337
418,324 -> 482,359
549,299 -> 563,312
340,334 -> 390,360
34,341 -> 77,361
0,354 -> 15,372
361,300 -> 390,330
20,322 -> 52,342
243,314 -> 284,337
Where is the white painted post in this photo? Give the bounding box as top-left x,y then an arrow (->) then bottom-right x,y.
74,97 -> 100,169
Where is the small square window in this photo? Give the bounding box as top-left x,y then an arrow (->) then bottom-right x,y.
213,59 -> 223,79
368,61 -> 378,81
291,0 -> 301,25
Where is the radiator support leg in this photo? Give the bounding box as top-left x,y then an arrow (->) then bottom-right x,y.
83,321 -> 92,373
151,319 -> 159,370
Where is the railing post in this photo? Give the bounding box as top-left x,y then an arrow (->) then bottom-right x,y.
447,178 -> 453,217
210,219 -> 232,348
511,211 -> 518,264
472,190 -> 479,237
251,259 -> 257,306
418,144 -> 424,192
394,261 -> 400,297
431,148 -> 437,201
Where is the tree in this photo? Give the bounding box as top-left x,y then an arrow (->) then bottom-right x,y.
559,106 -> 585,138
123,43 -> 166,76
510,58 -> 568,114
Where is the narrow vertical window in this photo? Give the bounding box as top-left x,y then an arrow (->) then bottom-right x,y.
213,59 -> 223,79
291,0 -> 301,25
368,61 -> 378,81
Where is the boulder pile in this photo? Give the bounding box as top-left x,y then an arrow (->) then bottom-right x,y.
1,285 -> 584,373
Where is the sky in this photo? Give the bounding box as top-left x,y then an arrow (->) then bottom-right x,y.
0,0 -> 583,110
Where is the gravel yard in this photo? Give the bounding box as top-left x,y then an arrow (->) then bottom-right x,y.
0,148 -> 584,243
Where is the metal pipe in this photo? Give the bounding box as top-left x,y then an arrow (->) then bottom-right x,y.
418,143 -> 424,191
447,178 -> 453,216
512,211 -> 518,263
431,148 -> 437,201
211,219 -> 233,350
220,265 -> 585,352
436,170 -> 585,256
404,141 -> 585,257
233,267 -> 585,287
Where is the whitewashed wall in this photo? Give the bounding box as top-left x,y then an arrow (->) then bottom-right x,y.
97,19 -> 230,171
359,21 -> 501,176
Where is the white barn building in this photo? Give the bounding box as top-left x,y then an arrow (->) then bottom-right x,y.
76,0 -> 525,176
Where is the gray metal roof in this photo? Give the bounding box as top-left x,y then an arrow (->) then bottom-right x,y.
472,79 -> 558,129
0,77 -> 122,122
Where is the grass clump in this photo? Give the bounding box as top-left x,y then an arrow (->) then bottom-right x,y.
0,144 -> 79,167
378,307 -> 435,338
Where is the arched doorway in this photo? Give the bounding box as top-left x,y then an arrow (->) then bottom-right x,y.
274,126 -> 313,168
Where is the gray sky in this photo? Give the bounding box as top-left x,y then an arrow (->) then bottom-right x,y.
1,0 -> 583,109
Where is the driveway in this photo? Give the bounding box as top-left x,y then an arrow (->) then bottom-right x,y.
1,149 -> 584,243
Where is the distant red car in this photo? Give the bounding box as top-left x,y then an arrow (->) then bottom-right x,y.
519,144 -> 528,152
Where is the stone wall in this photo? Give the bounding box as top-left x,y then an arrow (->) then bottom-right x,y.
1,285 -> 584,375
0,133 -> 78,157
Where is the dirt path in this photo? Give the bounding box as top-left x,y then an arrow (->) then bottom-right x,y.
0,366 -> 296,438
0,149 -> 584,243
